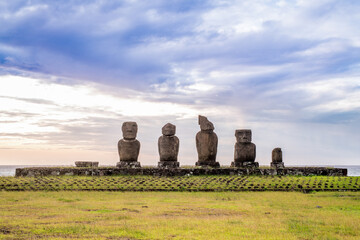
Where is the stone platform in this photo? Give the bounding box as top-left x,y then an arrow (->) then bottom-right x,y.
15,166 -> 347,177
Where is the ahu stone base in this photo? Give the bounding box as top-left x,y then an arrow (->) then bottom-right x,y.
271,162 -> 285,168
158,161 -> 179,168
231,161 -> 259,168
116,161 -> 141,168
195,161 -> 220,168
16,166 -> 347,177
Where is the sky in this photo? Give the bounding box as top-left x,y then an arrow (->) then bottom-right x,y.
0,0 -> 359,166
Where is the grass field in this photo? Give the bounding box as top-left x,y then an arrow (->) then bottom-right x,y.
1,176 -> 359,239
0,175 -> 359,192
0,191 -> 359,239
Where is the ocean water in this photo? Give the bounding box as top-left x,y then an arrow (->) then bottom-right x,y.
327,165 -> 360,177
0,165 -> 360,177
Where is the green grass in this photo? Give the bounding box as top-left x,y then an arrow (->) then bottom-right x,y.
0,175 -> 359,191
0,191 -> 359,239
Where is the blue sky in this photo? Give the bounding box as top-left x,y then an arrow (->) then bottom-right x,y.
0,0 -> 359,166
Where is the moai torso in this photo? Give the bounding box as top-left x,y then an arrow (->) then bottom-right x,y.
196,131 -> 218,162
196,116 -> 218,164
234,142 -> 256,162
118,122 -> 140,162
118,139 -> 140,162
272,148 -> 282,163
234,129 -> 256,163
158,123 -> 179,162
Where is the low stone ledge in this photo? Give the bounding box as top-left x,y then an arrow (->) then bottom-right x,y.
75,161 -> 99,167
15,166 -> 347,177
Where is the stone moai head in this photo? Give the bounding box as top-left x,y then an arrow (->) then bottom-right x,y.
122,122 -> 138,140
162,123 -> 176,136
198,115 -> 214,131
272,148 -> 282,163
235,129 -> 252,143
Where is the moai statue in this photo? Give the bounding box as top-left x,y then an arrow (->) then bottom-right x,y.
158,123 -> 180,168
116,122 -> 141,168
195,115 -> 220,167
231,129 -> 259,168
271,148 -> 284,168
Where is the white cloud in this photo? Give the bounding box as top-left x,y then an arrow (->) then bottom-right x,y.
1,1 -> 360,165
0,74 -> 201,149
294,76 -> 360,111
293,40 -> 349,57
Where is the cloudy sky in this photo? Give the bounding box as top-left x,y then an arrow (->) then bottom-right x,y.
0,0 -> 359,166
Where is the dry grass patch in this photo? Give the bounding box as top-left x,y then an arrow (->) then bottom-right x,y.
0,191 -> 359,239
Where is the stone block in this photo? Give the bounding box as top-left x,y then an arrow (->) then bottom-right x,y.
158,161 -> 180,168
231,161 -> 259,168
75,161 -> 99,167
271,162 -> 285,168
196,161 -> 220,168
116,161 -> 141,168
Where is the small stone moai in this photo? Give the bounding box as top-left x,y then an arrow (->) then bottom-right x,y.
231,129 -> 259,168
158,123 -> 180,168
271,148 -> 285,168
116,122 -> 141,168
195,115 -> 220,167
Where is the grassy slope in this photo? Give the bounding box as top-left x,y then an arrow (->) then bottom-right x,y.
0,175 -> 359,191
0,191 -> 359,239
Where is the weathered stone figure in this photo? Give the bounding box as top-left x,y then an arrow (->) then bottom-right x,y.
116,122 -> 141,168
195,115 -> 219,167
158,123 -> 180,168
231,129 -> 259,167
271,148 -> 285,168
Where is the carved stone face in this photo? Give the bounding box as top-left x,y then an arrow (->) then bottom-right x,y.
198,115 -> 214,131
235,129 -> 252,143
122,122 -> 138,140
273,148 -> 282,154
162,123 -> 176,136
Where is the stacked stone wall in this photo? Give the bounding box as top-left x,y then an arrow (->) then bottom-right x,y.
15,166 -> 347,177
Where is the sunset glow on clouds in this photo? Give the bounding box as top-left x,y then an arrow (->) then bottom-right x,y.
0,0 -> 359,165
